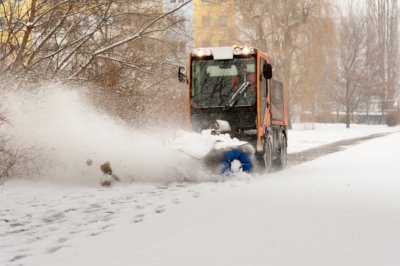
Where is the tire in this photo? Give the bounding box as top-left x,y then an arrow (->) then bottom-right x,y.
263,136 -> 273,173
221,149 -> 252,174
275,134 -> 287,170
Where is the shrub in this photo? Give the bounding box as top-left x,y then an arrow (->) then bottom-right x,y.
0,113 -> 18,185
385,110 -> 400,127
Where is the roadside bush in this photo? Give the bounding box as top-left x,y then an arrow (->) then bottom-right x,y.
0,112 -> 17,185
385,110 -> 400,127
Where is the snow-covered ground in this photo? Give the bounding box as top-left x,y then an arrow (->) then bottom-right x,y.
1,125 -> 399,266
1,87 -> 400,266
288,122 -> 400,153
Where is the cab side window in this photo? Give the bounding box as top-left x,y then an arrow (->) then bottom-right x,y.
271,80 -> 284,121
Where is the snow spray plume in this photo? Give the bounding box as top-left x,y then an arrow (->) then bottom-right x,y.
2,84 -> 209,185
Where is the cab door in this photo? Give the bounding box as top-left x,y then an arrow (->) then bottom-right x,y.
256,52 -> 271,150
257,53 -> 271,130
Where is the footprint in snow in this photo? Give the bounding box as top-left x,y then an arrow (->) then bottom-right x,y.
9,222 -> 23,227
42,212 -> 66,224
9,254 -> 30,262
133,213 -> 145,223
101,216 -> 113,222
155,206 -> 165,214
135,204 -> 145,210
89,231 -> 103,237
192,191 -> 200,198
156,185 -> 169,190
57,237 -> 68,244
101,224 -> 113,230
47,245 -> 64,254
172,198 -> 181,204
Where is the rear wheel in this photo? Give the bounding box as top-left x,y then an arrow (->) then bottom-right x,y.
275,134 -> 287,170
263,136 -> 273,173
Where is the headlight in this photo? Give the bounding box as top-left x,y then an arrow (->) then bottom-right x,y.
197,49 -> 204,57
233,47 -> 242,55
192,48 -> 212,58
242,47 -> 250,55
232,46 -> 256,56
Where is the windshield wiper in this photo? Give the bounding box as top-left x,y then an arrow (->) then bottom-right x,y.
225,81 -> 250,110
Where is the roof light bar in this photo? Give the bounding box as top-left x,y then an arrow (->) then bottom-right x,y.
233,46 -> 256,56
191,46 -> 256,58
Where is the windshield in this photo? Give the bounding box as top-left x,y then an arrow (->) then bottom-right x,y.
191,58 -> 256,108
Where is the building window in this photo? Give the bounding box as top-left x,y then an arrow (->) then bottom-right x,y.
178,41 -> 186,54
218,16 -> 228,27
218,40 -> 226,46
202,16 -> 210,28
0,17 -> 5,31
202,40 -> 210,47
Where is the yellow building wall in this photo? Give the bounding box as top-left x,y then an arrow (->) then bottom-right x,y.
0,0 -> 32,42
193,0 -> 236,47
0,0 -> 101,59
0,0 -> 33,60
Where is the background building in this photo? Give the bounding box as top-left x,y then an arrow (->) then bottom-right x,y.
163,0 -> 194,61
193,0 -> 237,47
0,0 -> 32,59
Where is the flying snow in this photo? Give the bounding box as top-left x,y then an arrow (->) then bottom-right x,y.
1,84 -> 211,184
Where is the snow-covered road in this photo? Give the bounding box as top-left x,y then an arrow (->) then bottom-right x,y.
1,127 -> 400,266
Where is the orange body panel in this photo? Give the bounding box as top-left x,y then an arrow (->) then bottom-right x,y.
256,51 -> 272,150
187,54 -> 192,130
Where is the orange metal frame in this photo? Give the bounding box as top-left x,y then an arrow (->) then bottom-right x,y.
256,50 -> 288,150
187,53 -> 192,129
256,51 -> 270,149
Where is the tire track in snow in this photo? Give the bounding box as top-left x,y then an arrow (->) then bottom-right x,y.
287,131 -> 399,167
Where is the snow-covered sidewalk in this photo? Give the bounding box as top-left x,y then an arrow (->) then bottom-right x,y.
288,123 -> 400,153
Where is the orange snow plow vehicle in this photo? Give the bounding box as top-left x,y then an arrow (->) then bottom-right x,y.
178,46 -> 288,173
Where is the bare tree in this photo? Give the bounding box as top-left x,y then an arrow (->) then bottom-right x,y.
297,7 -> 336,124
235,0 -> 333,125
0,110 -> 17,184
0,1 -> 191,81
0,0 -> 193,126
366,0 -> 399,116
334,3 -> 368,128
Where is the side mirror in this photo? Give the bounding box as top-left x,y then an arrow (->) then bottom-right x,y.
178,66 -> 187,83
263,63 -> 272,80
